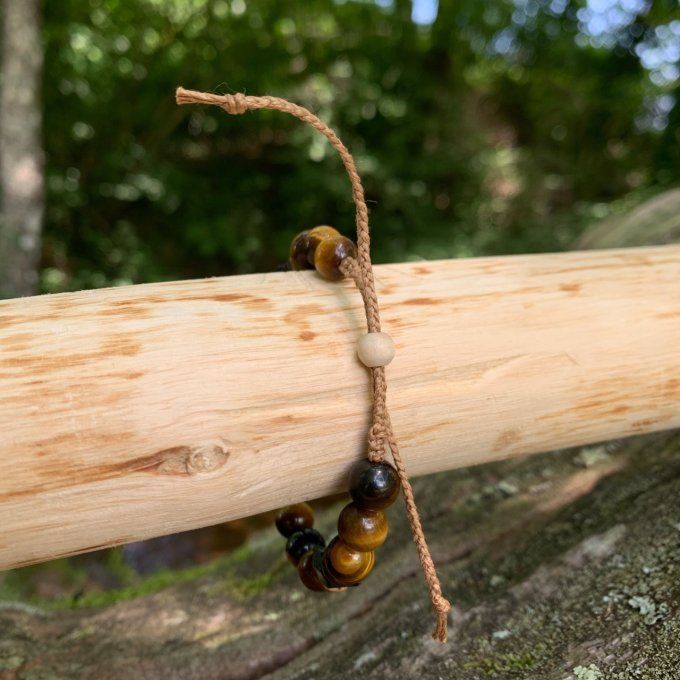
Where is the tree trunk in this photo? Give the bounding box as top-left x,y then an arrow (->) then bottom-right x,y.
1,247 -> 677,571
0,0 -> 44,299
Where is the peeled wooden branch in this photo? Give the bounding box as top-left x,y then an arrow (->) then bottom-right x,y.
1,246 -> 678,571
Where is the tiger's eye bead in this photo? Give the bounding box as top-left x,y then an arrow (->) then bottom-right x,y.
289,231 -> 314,271
275,502 -> 314,538
337,502 -> 388,552
321,537 -> 375,587
313,235 -> 357,281
306,225 -> 340,265
286,528 -> 325,566
349,460 -> 400,510
298,548 -> 327,592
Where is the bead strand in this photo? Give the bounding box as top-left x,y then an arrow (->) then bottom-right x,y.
275,459 -> 401,592
289,225 -> 396,371
278,227 -> 401,593
289,225 -> 358,282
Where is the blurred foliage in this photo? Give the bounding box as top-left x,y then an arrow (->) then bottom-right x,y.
40,0 -> 679,292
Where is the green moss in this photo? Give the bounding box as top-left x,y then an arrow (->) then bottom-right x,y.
2,544 -> 261,610
71,544 -> 266,609
206,556 -> 288,601
0,557 -> 89,602
465,650 -> 541,676
102,547 -> 138,588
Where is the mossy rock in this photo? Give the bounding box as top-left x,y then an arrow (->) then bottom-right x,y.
1,431 -> 678,678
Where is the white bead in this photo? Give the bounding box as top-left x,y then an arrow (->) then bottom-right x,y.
357,332 -> 395,368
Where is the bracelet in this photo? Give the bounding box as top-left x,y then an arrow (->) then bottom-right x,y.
276,457 -> 399,591
175,87 -> 451,642
278,226 -> 398,590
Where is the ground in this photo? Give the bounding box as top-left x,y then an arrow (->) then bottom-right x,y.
1,430 -> 678,679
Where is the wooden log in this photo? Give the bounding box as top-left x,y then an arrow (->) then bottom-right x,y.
0,246 -> 678,571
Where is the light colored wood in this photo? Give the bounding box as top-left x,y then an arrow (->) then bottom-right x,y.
1,246 -> 678,570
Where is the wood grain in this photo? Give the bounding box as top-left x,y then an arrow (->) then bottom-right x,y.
1,246 -> 678,570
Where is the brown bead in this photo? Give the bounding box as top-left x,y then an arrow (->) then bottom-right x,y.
289,231 -> 314,271
328,537 -> 366,575
275,502 -> 314,538
337,502 -> 388,552
321,536 -> 375,587
306,225 -> 340,265
313,235 -> 357,281
298,548 -> 327,592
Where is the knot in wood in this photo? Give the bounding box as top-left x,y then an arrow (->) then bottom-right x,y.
185,444 -> 229,474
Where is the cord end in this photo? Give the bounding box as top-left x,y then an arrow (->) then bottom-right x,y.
174,86 -> 249,115
175,86 -> 194,106
432,609 -> 449,643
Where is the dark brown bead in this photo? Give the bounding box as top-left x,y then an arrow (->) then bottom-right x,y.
337,502 -> 388,552
275,502 -> 314,538
286,528 -> 325,566
313,235 -> 357,281
298,548 -> 327,592
289,231 -> 314,271
306,225 -> 340,266
349,460 -> 400,510
321,536 -> 375,587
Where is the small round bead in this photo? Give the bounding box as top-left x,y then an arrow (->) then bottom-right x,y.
313,235 -> 357,281
306,225 -> 340,266
275,502 -> 314,538
286,528 -> 325,566
329,537 -> 375,578
337,502 -> 388,552
298,548 -> 327,592
289,231 -> 314,271
349,460 -> 400,510
322,537 -> 375,587
357,332 -> 395,368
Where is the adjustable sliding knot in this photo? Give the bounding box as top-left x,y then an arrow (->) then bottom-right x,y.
175,86 -> 452,642
367,421 -> 387,462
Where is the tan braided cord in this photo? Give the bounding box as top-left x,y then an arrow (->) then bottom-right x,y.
176,87 -> 452,642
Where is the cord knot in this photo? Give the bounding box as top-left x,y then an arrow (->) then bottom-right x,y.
221,93 -> 249,115
367,422 -> 387,461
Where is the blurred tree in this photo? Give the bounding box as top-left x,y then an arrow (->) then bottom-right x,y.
35,0 -> 679,293
0,0 -> 44,298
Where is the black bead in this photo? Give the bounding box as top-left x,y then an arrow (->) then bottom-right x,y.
286,528 -> 326,566
298,547 -> 328,591
349,460 -> 400,510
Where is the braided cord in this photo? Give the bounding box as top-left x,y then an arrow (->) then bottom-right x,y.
176,87 -> 451,641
